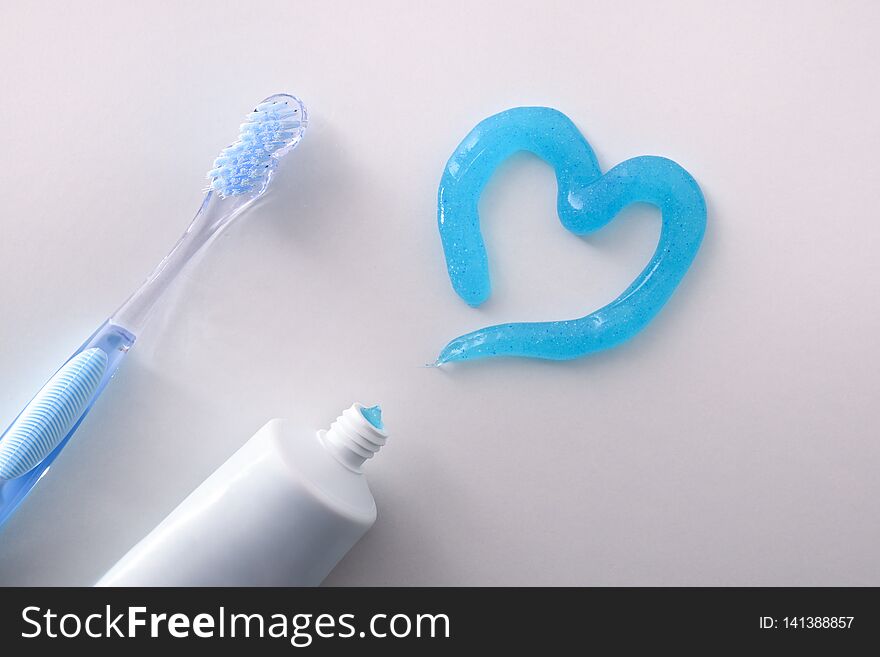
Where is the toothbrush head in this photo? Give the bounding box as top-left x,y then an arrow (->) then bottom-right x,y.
207,94 -> 307,198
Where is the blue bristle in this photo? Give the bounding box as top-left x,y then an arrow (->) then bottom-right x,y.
208,96 -> 307,198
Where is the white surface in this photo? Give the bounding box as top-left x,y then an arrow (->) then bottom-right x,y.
1,1 -> 878,586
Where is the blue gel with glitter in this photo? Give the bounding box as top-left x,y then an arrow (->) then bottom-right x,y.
360,405 -> 384,430
436,107 -> 706,364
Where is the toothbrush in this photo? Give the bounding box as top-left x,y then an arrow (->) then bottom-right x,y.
0,94 -> 307,528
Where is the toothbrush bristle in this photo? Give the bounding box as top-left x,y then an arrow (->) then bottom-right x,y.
208,94 -> 307,198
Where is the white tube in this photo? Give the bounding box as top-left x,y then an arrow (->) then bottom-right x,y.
96,403 -> 388,586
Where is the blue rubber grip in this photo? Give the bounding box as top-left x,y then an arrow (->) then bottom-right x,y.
0,322 -> 135,529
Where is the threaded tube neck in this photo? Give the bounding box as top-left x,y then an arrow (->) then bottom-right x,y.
321,403 -> 388,472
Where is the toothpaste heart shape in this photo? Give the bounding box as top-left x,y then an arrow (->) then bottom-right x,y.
436,107 -> 706,363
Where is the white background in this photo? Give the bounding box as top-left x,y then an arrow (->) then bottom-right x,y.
1,1 -> 878,585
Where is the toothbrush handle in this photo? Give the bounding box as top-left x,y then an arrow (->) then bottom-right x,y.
0,321 -> 136,529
